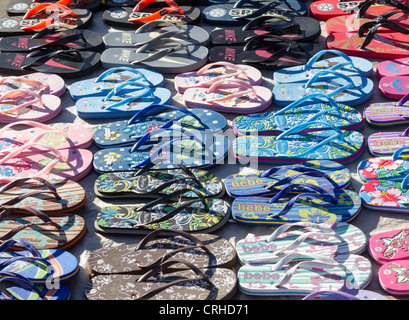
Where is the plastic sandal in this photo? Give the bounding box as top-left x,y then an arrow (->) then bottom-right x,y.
357,146 -> 409,182
76,80 -> 171,119
103,21 -> 210,47
94,188 -> 230,235
92,105 -> 227,148
377,57 -> 409,78
87,229 -> 236,275
272,70 -> 374,106
224,159 -> 352,198
232,121 -> 365,164
236,221 -> 367,264
0,89 -> 61,123
0,177 -> 86,215
379,76 -> 409,99
174,62 -> 263,93
85,261 -> 237,300
93,128 -> 229,173
367,129 -> 409,156
104,0 -> 192,6
273,49 -> 373,84
6,0 -> 103,15
183,78 -> 273,114
379,259 -> 409,294
364,93 -> 409,127
369,227 -> 409,264
231,183 -> 361,225
238,253 -> 372,296
303,289 -> 388,300
232,93 -> 364,135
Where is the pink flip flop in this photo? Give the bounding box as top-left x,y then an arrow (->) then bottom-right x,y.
183,78 -> 272,114
0,121 -> 93,155
174,62 -> 263,93
0,89 -> 61,123
369,228 -> 409,264
0,143 -> 93,182
379,76 -> 409,99
377,58 -> 409,78
379,259 -> 409,295
21,73 -> 66,97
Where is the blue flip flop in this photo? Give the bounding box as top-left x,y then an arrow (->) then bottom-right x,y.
273,70 -> 374,107
273,50 -> 373,84
92,104 -> 228,148
76,79 -> 171,118
93,128 -> 229,173
225,159 -> 352,198
232,120 -> 365,164
233,93 -> 364,136
231,183 -> 361,225
69,67 -> 165,100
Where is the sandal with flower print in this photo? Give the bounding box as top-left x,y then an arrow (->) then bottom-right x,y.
87,229 -> 236,276
94,158 -> 224,200
359,176 -> 409,212
94,188 -> 231,235
224,159 -> 352,198
231,183 -> 361,225
368,227 -> 409,264
92,105 -> 227,148
379,259 -> 409,295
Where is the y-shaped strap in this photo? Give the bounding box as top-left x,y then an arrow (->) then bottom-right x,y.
130,0 -> 184,23
131,39 -> 192,64
0,271 -> 45,300
94,67 -> 155,87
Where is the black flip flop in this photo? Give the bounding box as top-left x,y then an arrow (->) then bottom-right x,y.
0,8 -> 93,37
102,6 -> 201,28
209,35 -> 325,69
103,0 -> 198,7
0,30 -> 104,52
209,16 -> 321,46
6,0 -> 103,15
0,49 -> 101,78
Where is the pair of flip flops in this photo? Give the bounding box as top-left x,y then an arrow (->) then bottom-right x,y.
85,229 -> 237,300
236,222 -> 371,296
73,68 -> 171,118
368,227 -> 409,295
227,160 -> 361,225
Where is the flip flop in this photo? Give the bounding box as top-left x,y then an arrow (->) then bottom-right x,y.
93,128 -> 229,173
174,62 -> 262,94
364,93 -> 409,127
13,73 -> 66,97
6,0 -> 103,15
102,5 -> 201,28
0,239 -> 79,284
377,57 -> 409,78
359,177 -> 409,212
231,183 -> 361,225
209,15 -> 321,45
101,40 -> 208,74
0,49 -> 101,78
0,208 -> 86,250
379,76 -> 409,99
0,178 -> 86,215
92,105 -> 227,148
183,78 -> 273,114
94,189 -> 230,235
202,0 -> 308,26
236,221 -> 367,264
0,30 -> 104,52
232,121 -> 366,164
103,21 -> 209,47
87,229 -> 236,275
0,272 -> 71,300
273,49 -> 373,84
0,121 -> 93,154
367,129 -> 409,156
0,89 -> 61,123
238,253 -> 372,296
69,67 -> 164,101
0,143 -> 93,182
94,164 -> 224,200
379,259 -> 409,294
357,146 -> 409,182
369,227 -> 409,264
208,37 -> 325,69
85,262 -> 237,300
303,289 -> 388,300
224,159 -> 352,198
272,70 -> 374,107
104,0 -> 193,6
232,93 -> 364,136
75,80 -> 171,119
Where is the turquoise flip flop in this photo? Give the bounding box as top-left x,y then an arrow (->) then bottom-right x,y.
233,93 -> 364,135
92,105 -> 227,148
69,67 -> 165,100
273,70 -> 374,107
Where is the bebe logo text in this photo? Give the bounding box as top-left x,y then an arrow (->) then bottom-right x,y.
236,204 -> 271,212
373,139 -> 405,147
241,243 -> 277,253
243,271 -> 279,280
230,178 -> 264,187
